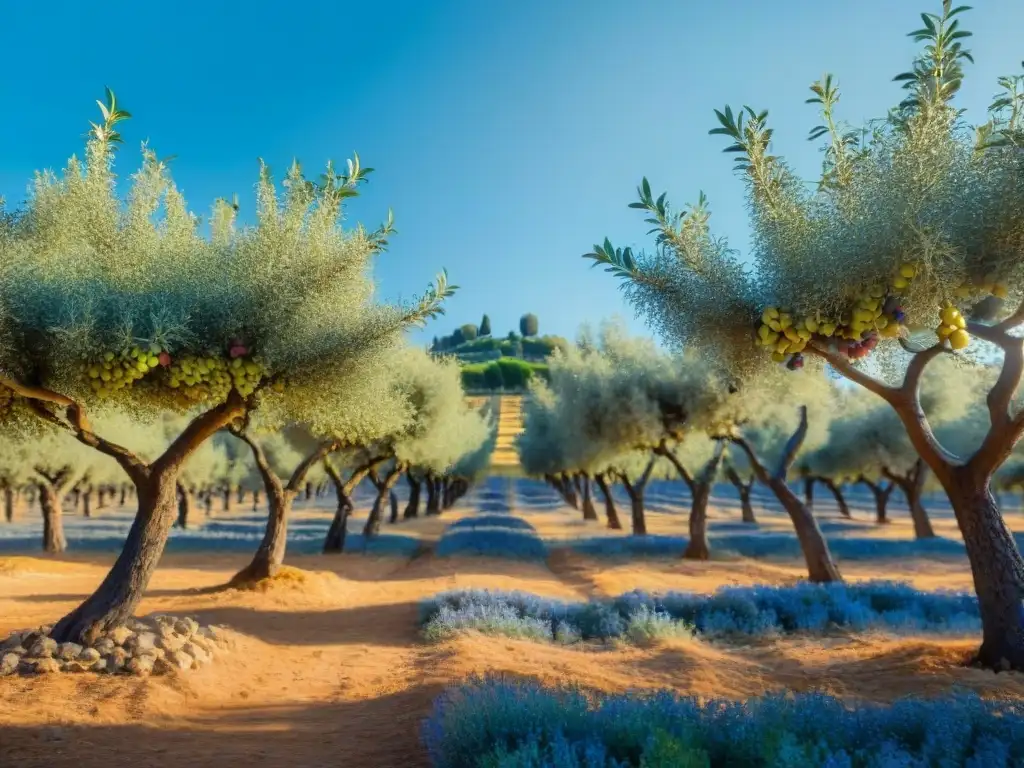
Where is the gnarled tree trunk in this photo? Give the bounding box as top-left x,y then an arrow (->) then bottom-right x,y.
403,471 -> 422,519
858,476 -> 894,524
593,473 -> 622,530
46,395 -> 247,645
883,460 -> 936,539
175,483 -> 194,529
222,485 -> 233,514
322,457 -> 373,554
579,473 -> 599,521
817,476 -> 852,519
424,471 -> 441,515
39,482 -> 67,554
731,407 -> 841,584
618,456 -> 657,536
724,463 -> 757,523
363,464 -> 403,538
82,487 -> 93,519
230,430 -> 338,584
659,442 -> 725,561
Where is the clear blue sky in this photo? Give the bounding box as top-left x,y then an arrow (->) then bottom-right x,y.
1,1 -> 1021,347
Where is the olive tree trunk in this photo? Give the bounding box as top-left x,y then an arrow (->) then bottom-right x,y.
175,483 -> 194,529
39,482 -> 68,554
3,483 -> 14,523
593,473 -> 622,530
229,429 -> 339,584
323,457 -> 382,552
45,390 -> 245,645
731,407 -> 841,583
883,459 -> 936,539
659,442 -> 725,561
578,473 -> 599,521
817,476 -> 852,519
363,464 -> 404,538
858,476 -> 894,524
803,475 -> 815,512
724,463 -> 757,523
403,471 -> 422,519
618,456 -> 657,536
388,490 -> 400,524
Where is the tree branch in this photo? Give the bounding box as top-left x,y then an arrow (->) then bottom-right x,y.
728,436 -> 770,486
229,427 -> 284,499
286,440 -> 342,493
774,406 -> 808,481
807,343 -> 899,404
655,442 -> 695,494
153,390 -> 247,476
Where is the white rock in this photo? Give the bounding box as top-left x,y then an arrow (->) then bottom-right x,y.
167,649 -> 193,671
28,636 -> 57,658
107,626 -> 134,646
183,642 -> 210,666
174,617 -> 199,638
33,657 -> 61,674
156,633 -> 186,653
56,642 -> 83,661
126,655 -> 155,676
126,631 -> 158,653
0,653 -> 19,676
92,638 -> 115,655
78,647 -> 101,663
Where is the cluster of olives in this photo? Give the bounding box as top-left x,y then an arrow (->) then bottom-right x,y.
936,304 -> 969,350
755,263 -> 920,369
84,344 -> 171,398
83,339 -> 281,402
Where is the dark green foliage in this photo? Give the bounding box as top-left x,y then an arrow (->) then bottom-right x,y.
452,328 -> 465,346
480,315 -> 492,336
460,324 -> 479,341
461,360 -> 550,391
519,313 -> 539,337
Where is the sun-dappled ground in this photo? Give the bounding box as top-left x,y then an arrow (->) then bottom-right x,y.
2,476 -> 1024,766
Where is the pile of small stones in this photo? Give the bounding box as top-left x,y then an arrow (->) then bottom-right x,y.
0,615 -> 233,677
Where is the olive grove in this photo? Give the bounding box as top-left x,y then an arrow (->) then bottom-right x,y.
0,90 -> 454,644
587,1 -> 1024,666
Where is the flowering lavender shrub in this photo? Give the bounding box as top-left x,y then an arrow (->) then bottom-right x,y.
420,582 -> 980,643
423,676 -> 1024,767
448,516 -> 538,533
435,528 -> 548,560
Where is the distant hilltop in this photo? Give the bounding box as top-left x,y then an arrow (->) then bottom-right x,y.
428,313 -> 569,393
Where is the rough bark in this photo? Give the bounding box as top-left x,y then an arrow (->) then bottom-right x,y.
363,464 -> 403,538
82,488 -> 93,519
323,458 -> 380,553
818,477 -> 852,519
403,472 -> 422,519
946,466 -> 1024,670
305,481 -> 314,501
119,485 -> 127,507
222,486 -> 233,514
730,407 -> 842,584
97,487 -> 107,509
593,473 -> 622,530
882,460 -> 936,539
579,473 -> 599,521
45,394 -> 247,645
203,489 -> 214,517
39,482 -> 67,554
230,432 -> 338,584
658,442 -> 725,561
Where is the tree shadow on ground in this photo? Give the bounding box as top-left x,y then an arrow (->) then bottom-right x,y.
0,682 -> 445,768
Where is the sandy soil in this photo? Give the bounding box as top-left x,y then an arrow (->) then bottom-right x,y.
2,500 -> 1023,767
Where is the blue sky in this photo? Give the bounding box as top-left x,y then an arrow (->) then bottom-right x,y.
2,0 -> 1021,348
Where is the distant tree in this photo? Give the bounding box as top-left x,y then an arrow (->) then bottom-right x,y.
480,315 -> 492,336
461,323 -> 479,341
520,313 -> 539,337
507,331 -> 520,342
451,328 -> 465,346
431,336 -> 440,350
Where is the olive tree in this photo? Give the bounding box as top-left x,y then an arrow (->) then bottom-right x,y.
587,2 -> 1024,665
0,90 -> 453,644
362,348 -> 491,536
